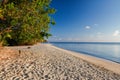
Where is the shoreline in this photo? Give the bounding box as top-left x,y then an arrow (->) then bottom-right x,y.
49,44 -> 120,75
73,51 -> 120,64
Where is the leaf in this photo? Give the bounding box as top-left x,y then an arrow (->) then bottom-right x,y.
6,33 -> 12,39
0,9 -> 4,19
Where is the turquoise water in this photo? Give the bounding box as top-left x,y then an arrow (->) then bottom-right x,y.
51,42 -> 120,63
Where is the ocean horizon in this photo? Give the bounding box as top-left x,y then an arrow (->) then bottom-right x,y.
50,42 -> 120,63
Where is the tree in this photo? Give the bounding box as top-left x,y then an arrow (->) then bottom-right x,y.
0,0 -> 55,46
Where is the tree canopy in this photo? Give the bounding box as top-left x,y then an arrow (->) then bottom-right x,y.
0,0 -> 55,46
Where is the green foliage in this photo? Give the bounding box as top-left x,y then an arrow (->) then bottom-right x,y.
0,0 -> 55,46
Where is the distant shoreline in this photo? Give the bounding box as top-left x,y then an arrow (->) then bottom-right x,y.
50,42 -> 120,63
50,42 -> 120,44
52,46 -> 120,64
52,47 -> 120,64
49,44 -> 120,75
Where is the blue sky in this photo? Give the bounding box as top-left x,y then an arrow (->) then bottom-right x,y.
49,0 -> 120,42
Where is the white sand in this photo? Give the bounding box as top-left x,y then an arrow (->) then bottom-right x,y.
0,44 -> 120,80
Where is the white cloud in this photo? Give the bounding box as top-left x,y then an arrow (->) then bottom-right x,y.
94,24 -> 98,26
85,26 -> 91,29
113,30 -> 120,36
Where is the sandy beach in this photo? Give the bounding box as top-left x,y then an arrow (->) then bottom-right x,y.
0,44 -> 120,80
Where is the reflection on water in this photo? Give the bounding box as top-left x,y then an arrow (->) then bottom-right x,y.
113,45 -> 120,58
51,42 -> 120,63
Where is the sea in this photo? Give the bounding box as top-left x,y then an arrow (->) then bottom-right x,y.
50,42 -> 120,63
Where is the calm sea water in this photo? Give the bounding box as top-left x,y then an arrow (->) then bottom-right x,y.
51,42 -> 120,63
